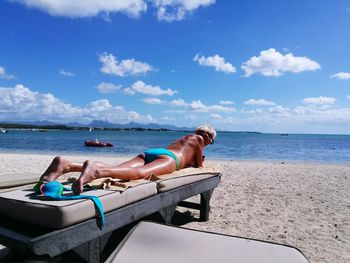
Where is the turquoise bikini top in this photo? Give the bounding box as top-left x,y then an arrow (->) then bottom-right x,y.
33,181 -> 105,227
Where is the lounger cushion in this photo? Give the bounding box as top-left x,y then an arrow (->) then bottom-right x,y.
0,173 -> 38,191
0,182 -> 157,229
106,221 -> 309,263
156,166 -> 221,192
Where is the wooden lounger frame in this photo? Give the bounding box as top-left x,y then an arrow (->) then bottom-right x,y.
0,175 -> 221,262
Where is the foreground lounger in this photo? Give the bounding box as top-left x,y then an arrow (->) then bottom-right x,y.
0,167 -> 221,262
106,221 -> 310,263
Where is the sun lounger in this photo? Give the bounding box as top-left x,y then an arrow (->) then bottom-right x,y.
105,221 -> 310,263
0,173 -> 38,191
0,167 -> 221,262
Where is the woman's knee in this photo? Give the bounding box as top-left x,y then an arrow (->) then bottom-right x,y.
134,169 -> 147,179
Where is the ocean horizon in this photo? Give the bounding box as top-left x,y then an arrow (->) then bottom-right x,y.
0,129 -> 349,164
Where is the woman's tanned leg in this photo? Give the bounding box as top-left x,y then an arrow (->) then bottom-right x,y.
40,154 -> 146,184
40,156 -> 83,182
72,156 -> 176,194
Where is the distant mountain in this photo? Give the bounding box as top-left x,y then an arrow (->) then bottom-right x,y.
88,120 -> 118,128
66,121 -> 88,127
5,120 -> 62,126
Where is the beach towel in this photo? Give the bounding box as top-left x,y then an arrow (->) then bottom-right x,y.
85,165 -> 221,192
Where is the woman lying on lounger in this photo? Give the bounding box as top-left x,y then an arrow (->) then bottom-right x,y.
40,125 -> 217,195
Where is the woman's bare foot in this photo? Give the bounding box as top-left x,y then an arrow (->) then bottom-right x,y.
40,156 -> 70,182
72,160 -> 100,195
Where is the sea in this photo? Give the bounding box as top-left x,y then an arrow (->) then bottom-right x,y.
0,130 -> 349,164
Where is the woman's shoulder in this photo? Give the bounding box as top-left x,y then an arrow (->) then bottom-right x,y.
185,133 -> 202,140
182,134 -> 204,145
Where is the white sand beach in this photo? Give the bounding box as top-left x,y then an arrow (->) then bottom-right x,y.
0,153 -> 349,263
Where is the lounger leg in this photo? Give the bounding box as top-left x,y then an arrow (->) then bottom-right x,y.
200,190 -> 213,222
73,232 -> 115,263
159,204 -> 177,224
73,238 -> 101,263
88,238 -> 101,263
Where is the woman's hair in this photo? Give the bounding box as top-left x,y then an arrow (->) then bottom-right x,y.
195,125 -> 217,140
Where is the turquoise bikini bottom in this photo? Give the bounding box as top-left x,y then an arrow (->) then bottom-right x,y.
33,181 -> 104,227
143,148 -> 179,170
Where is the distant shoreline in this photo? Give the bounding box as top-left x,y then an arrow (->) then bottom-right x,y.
0,123 -> 178,132
0,122 -> 265,134
1,123 -> 350,135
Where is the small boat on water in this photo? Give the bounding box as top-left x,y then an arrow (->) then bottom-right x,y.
0,128 -> 8,133
84,140 -> 113,147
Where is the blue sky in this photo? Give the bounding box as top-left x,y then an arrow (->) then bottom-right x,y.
0,0 -> 350,134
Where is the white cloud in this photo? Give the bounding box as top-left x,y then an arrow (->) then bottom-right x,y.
244,99 -> 276,106
219,100 -> 234,105
0,66 -> 15,79
201,103 -> 235,113
267,105 -> 290,115
193,54 -> 236,73
161,116 -> 175,121
170,98 -> 235,113
126,81 -> 176,96
303,96 -> 336,105
242,48 -> 321,77
293,106 -> 350,124
189,100 -> 206,111
13,0 -> 147,18
330,72 -> 350,80
170,98 -> 187,107
154,0 -> 216,22
347,95 -> 350,100
59,69 -> 75,77
209,113 -> 223,119
241,108 -> 264,114
12,0 -> 215,21
0,84 -> 155,124
123,87 -> 136,96
236,102 -> 350,133
184,114 -> 197,120
96,82 -> 121,94
0,84 -> 82,122
99,53 -> 153,77
142,97 -> 163,104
